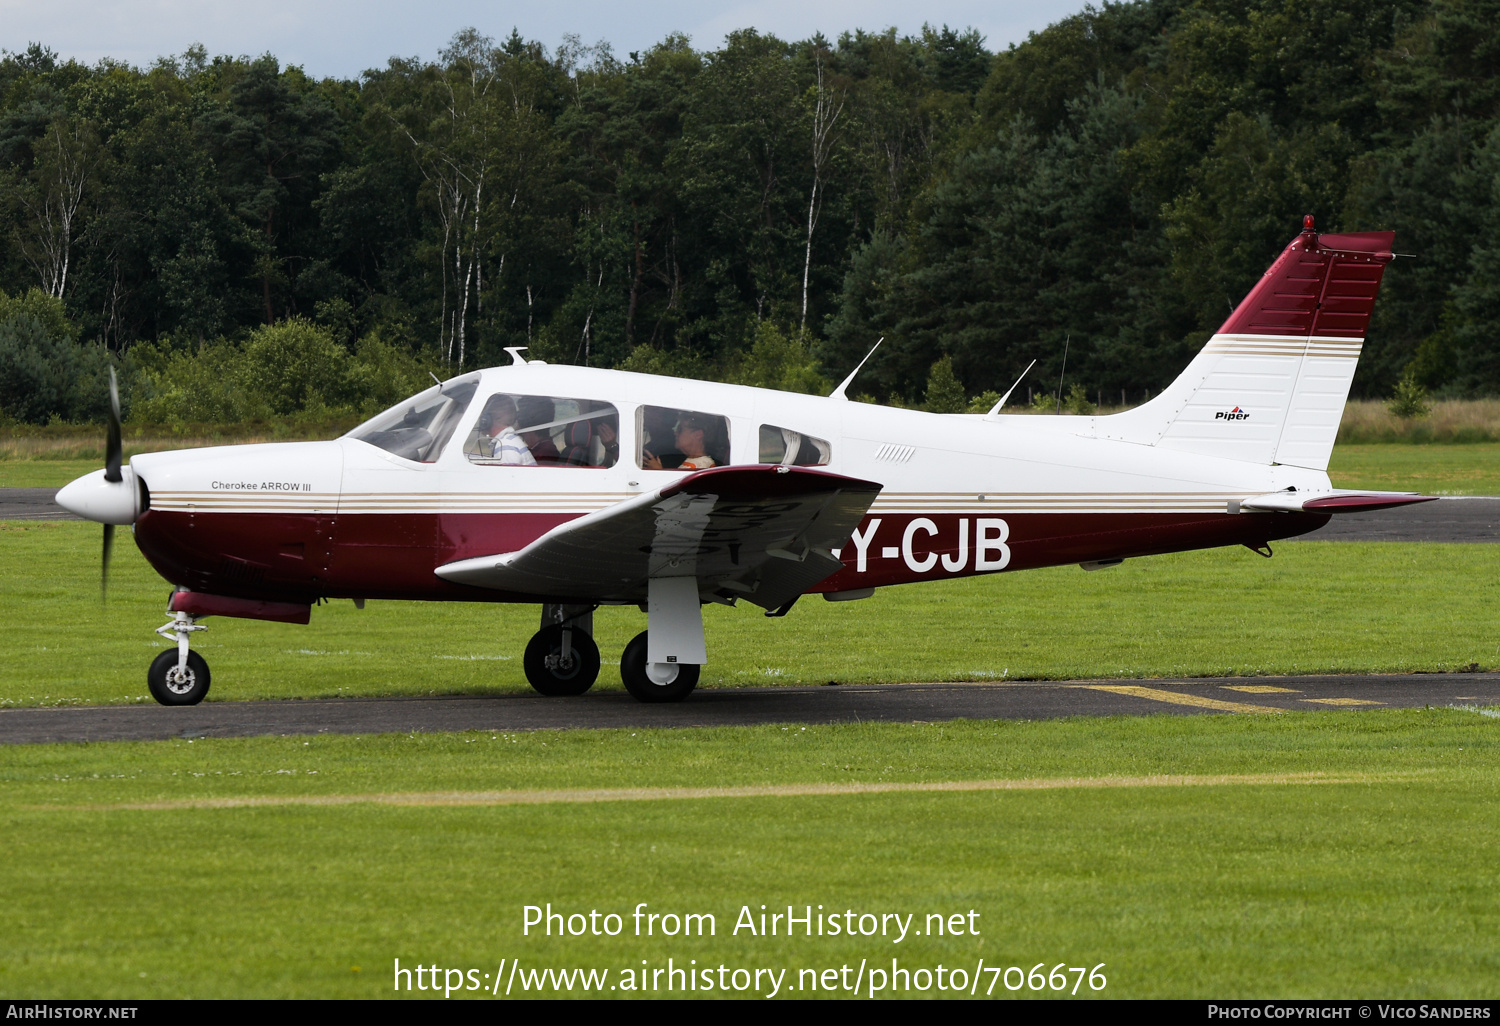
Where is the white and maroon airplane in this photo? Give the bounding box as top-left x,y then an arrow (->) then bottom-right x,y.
58,217 -> 1432,706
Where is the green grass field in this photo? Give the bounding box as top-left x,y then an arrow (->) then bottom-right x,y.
2,711 -> 1496,998
2,520 -> 1498,706
3,441 -> 1498,493
0,460 -> 105,488
1328,443 -> 1500,496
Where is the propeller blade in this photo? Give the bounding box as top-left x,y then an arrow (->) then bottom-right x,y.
104,366 -> 122,483
102,523 -> 114,602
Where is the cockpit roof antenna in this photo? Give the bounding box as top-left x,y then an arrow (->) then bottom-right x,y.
986,359 -> 1037,418
828,338 -> 883,401
503,346 -> 530,366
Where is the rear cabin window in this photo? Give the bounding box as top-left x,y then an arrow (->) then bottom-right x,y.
464,394 -> 620,467
638,406 -> 731,471
758,425 -> 831,466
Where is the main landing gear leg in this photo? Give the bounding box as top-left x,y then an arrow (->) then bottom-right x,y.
524,604 -> 600,696
148,610 -> 211,706
620,578 -> 703,703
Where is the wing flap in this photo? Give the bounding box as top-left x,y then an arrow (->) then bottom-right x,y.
435,465 -> 882,609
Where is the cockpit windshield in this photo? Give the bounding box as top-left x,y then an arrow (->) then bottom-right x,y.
346,373 -> 479,462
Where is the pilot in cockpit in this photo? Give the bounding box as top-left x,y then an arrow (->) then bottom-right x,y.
643,414 -> 717,471
477,396 -> 537,465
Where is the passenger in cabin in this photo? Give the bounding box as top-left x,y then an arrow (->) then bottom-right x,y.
596,418 -> 620,466
518,397 -> 562,464
479,396 -> 536,465
639,406 -> 677,465
644,414 -> 717,471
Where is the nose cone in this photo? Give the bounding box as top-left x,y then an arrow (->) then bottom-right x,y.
56,467 -> 139,525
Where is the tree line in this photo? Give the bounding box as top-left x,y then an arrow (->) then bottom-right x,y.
2,0 -> 1499,425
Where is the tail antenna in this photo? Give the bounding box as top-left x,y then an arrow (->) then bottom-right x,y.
828,338 -> 883,401
1055,334 -> 1070,414
985,359 -> 1037,418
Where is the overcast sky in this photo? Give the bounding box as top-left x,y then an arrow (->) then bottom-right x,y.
1,1 -> 1090,78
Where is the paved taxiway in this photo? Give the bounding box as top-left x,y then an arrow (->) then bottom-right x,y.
4,487 -> 1498,541
1283,495 -> 1500,543
3,673 -> 1496,744
1,487 -> 80,521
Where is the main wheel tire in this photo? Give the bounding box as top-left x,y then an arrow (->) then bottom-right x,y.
619,630 -> 699,703
147,649 -> 211,706
523,624 -> 601,696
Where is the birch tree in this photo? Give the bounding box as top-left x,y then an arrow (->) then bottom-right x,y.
396,30 -> 559,367
396,31 -> 501,367
800,50 -> 844,330
14,118 -> 100,300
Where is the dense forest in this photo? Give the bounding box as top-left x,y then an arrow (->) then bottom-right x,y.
2,0 -> 1499,425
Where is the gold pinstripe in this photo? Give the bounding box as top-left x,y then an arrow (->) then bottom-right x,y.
1201,334 -> 1363,359
152,488 -> 1255,516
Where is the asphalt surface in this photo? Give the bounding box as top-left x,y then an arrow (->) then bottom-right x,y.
4,487 -> 1498,541
1288,495 -> 1500,542
1,487 -> 82,521
2,673 -> 1496,744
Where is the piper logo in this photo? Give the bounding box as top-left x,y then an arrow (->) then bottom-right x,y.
1215,406 -> 1249,421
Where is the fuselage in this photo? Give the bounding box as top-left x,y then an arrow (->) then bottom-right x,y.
126,362 -> 1330,605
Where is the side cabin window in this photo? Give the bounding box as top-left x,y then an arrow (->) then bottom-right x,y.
758,425 -> 831,466
465,394 -> 620,468
638,406 -> 731,471
348,377 -> 478,463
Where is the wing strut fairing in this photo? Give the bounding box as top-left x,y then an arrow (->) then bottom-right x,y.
434,465 -> 883,611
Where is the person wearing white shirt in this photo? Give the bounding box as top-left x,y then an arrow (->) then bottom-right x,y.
480,396 -> 537,465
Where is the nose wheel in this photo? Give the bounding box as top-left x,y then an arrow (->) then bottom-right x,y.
148,650 -> 211,705
148,608 -> 211,705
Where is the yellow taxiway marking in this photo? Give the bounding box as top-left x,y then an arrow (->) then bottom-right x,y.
46,771 -> 1426,812
1076,684 -> 1284,714
1221,685 -> 1301,694
1300,698 -> 1385,707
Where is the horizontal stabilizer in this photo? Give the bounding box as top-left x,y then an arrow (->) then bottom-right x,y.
1241,490 -> 1437,514
435,465 -> 882,610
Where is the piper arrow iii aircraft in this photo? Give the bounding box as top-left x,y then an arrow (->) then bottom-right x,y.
58,216 -> 1434,706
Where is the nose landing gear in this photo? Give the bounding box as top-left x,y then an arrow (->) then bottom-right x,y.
148,610 -> 211,705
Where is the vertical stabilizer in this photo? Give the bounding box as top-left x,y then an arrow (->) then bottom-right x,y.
1102,219 -> 1394,470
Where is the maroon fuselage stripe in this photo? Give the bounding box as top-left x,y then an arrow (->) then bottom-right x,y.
132,508 -> 1330,605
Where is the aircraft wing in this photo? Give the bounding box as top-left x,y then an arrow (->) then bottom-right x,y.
1241,489 -> 1438,513
434,465 -> 883,610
